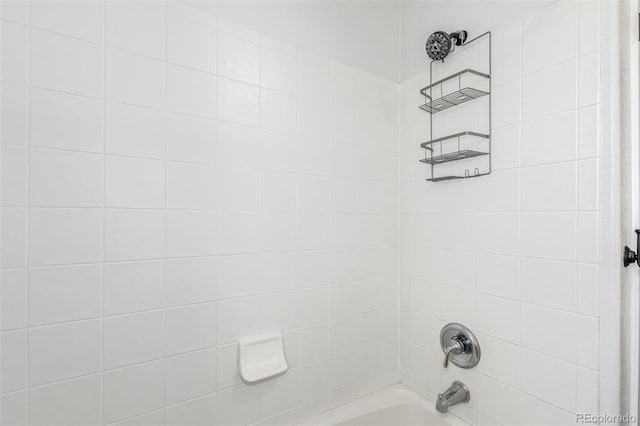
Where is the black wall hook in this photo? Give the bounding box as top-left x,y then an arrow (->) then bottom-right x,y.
623,230 -> 640,267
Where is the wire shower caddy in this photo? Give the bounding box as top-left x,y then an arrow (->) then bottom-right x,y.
419,31 -> 492,182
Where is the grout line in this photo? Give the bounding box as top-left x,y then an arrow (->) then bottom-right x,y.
101,0 -> 107,423
162,0 -> 169,422
24,0 -> 32,421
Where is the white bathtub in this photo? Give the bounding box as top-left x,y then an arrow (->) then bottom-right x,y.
300,384 -> 469,426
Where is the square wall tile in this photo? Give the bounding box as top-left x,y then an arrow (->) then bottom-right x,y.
0,0 -> 28,23
578,316 -> 599,370
0,269 -> 26,330
167,64 -> 217,118
260,88 -> 297,134
166,257 -> 217,306
299,138 -> 330,176
165,348 -> 217,405
0,330 -> 26,392
477,294 -> 520,343
477,213 -> 519,255
217,121 -> 260,169
104,310 -> 164,369
578,212 -> 598,263
168,14 -> 217,73
476,375 -> 520,425
166,162 -> 217,210
522,1 -> 577,75
106,48 -> 165,109
104,209 -> 165,261
298,51 -> 329,139
259,212 -> 298,252
216,254 -> 259,300
579,105 -> 599,159
522,111 -> 577,166
1,207 -> 26,268
1,82 -> 27,146
579,0 -> 600,55
521,163 -> 576,212
106,0 -> 165,59
521,258 -> 577,311
217,168 -> 260,211
578,159 -> 599,210
103,361 -> 164,424
477,254 -> 519,300
166,302 -> 217,356
477,335 -> 520,389
217,212 -> 259,254
29,264 -> 102,326
105,156 -> 164,209
521,303 -> 578,362
492,22 -> 522,87
218,34 -> 259,85
261,47 -> 296,94
31,0 -> 104,43
520,213 -> 576,261
165,394 -> 217,426
217,77 -> 259,126
30,149 -> 103,208
30,29 -> 103,98
578,263 -> 599,316
29,375 -> 102,426
1,145 -> 26,206
520,348 -> 577,412
29,208 -> 102,266
167,211 -> 217,257
1,391 -> 27,426
29,319 -> 102,386
104,260 -> 165,315
260,129 -> 297,173
579,52 -> 599,107
522,60 -> 577,121
106,102 -> 165,159
30,88 -> 104,153
2,22 -> 27,84
491,80 -> 520,129
329,61 -> 357,143
167,113 -> 217,164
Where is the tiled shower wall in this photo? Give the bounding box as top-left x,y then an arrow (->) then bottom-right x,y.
0,1 -> 400,424
398,1 -> 601,424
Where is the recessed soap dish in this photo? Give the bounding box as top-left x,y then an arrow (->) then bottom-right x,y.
238,332 -> 288,383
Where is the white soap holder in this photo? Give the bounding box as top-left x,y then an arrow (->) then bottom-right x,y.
238,332 -> 288,383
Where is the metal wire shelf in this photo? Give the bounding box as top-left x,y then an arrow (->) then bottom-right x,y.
420,131 -> 489,148
420,149 -> 489,165
419,87 -> 489,114
420,131 -> 489,166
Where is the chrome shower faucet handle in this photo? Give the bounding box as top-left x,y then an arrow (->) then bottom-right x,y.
440,323 -> 481,369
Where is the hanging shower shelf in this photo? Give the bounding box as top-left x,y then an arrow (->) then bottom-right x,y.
419,69 -> 490,114
418,31 -> 492,182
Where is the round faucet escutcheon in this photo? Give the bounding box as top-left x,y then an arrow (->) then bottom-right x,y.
439,323 -> 481,369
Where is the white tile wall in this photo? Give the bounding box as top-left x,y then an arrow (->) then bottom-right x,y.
399,2 -> 601,425
1,1 -> 606,424
0,2 -> 399,425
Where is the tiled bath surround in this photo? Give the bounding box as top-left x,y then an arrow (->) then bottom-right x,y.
0,1 -> 399,424
0,0 -> 607,425
398,1 -> 602,424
